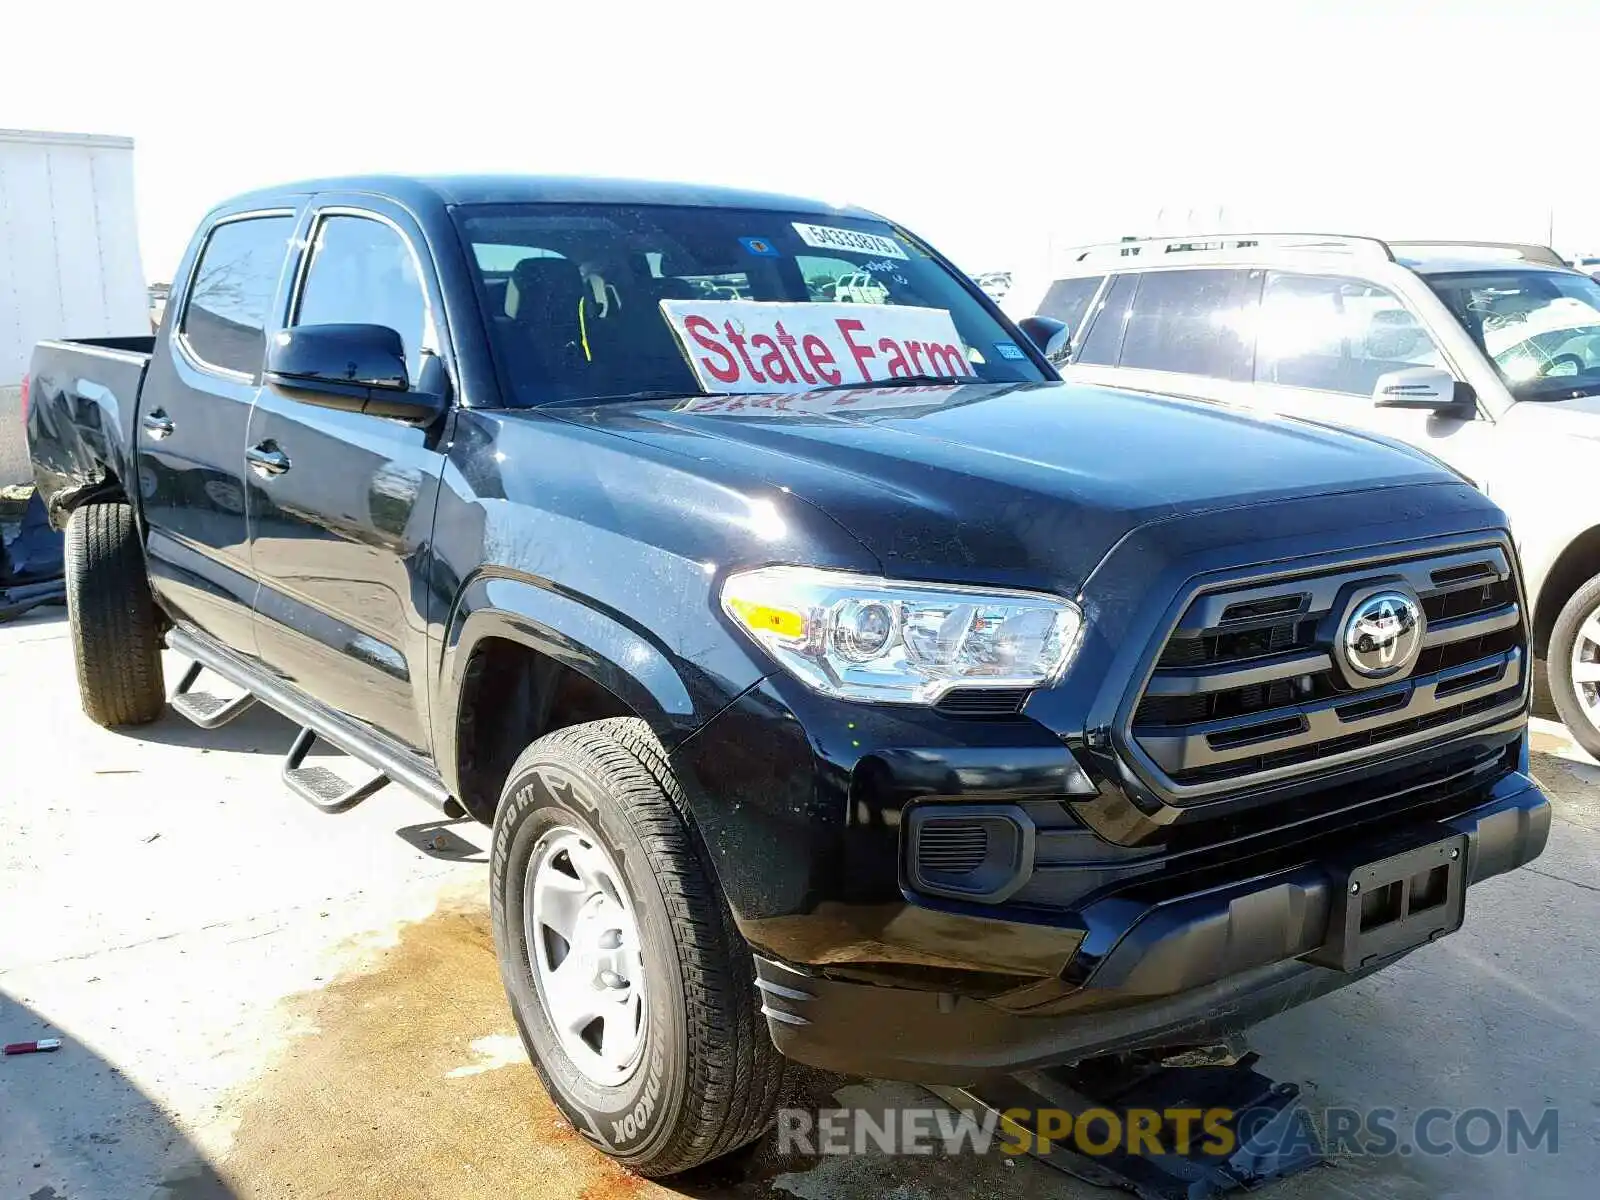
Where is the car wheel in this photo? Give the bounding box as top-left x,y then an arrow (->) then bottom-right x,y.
1546,572 -> 1600,760
64,501 -> 166,727
490,717 -> 785,1177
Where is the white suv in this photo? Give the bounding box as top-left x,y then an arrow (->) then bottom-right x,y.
1007,234 -> 1600,757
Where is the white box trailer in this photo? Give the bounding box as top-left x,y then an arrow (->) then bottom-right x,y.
0,129 -> 146,486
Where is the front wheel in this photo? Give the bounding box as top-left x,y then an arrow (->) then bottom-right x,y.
490,717 -> 785,1177
1546,572 -> 1600,760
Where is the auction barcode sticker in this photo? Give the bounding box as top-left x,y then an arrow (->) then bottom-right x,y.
791,223 -> 907,260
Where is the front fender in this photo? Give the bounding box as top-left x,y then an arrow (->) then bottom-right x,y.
433,569 -> 769,798
428,407 -> 886,803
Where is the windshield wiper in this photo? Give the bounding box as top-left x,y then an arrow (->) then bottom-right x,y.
539,389 -> 703,407
812,373 -> 979,392
540,376 -> 981,407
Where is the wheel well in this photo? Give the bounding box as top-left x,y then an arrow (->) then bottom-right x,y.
58,472 -> 130,525
454,637 -> 637,823
1533,526 -> 1600,657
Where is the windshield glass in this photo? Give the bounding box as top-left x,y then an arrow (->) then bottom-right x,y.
452,204 -> 1046,405
1428,269 -> 1600,400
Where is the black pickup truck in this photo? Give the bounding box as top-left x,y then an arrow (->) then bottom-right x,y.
28,176 -> 1549,1175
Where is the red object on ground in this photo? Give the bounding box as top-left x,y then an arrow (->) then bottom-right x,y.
3,1038 -> 62,1055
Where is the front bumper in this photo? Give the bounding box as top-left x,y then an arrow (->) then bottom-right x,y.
747,771 -> 1548,1083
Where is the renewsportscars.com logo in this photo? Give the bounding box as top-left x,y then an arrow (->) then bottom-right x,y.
775,1105 -> 1560,1159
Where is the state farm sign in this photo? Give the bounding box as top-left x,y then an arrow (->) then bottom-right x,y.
660,300 -> 974,394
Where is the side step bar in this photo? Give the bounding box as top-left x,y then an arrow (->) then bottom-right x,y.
282,726 -> 393,814
171,660 -> 259,728
929,1048 -> 1322,1199
166,624 -> 461,818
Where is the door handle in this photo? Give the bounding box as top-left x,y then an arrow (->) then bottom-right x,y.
141,409 -> 175,440
246,442 -> 292,477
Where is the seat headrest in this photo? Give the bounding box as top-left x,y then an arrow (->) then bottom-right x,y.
506,257 -> 584,321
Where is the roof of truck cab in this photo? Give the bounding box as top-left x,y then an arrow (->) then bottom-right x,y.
219,174 -> 878,219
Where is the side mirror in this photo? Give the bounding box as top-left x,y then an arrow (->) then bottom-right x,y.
1017,315 -> 1072,365
267,324 -> 446,423
1372,367 -> 1475,416
368,350 -> 451,422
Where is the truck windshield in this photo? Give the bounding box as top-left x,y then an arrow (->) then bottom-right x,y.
452,204 -> 1047,405
1428,269 -> 1600,400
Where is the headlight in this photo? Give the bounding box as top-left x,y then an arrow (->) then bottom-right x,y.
721,565 -> 1084,704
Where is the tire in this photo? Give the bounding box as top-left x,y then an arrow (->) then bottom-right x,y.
1547,571 -> 1600,760
64,501 -> 166,727
490,717 -> 785,1177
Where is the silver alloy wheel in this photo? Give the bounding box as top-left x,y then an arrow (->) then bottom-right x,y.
526,827 -> 648,1086
1571,603 -> 1600,732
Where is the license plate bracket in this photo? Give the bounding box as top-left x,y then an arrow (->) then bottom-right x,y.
1307,828 -> 1468,972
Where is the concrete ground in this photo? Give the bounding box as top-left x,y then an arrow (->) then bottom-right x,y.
0,607 -> 1596,1200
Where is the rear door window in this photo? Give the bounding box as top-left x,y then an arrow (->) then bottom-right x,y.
1036,275 -> 1105,340
1257,272 -> 1443,396
1075,273 -> 1138,366
1118,268 -> 1260,381
180,215 -> 296,379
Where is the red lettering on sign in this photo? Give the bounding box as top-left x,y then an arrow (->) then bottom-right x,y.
684,316 -> 740,383
775,322 -> 817,385
667,300 -> 966,393
750,334 -> 795,384
837,318 -> 876,382
803,334 -> 841,385
924,342 -> 969,377
723,321 -> 766,384
878,337 -> 910,378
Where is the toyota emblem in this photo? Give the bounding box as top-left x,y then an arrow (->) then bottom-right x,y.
1340,590 -> 1425,681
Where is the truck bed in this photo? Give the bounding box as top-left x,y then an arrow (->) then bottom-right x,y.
26,337 -> 154,526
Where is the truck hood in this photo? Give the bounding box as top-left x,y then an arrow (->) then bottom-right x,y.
542,380 -> 1456,590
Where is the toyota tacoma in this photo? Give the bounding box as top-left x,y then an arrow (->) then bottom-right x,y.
26,176 -> 1549,1175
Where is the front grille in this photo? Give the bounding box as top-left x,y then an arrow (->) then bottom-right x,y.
1129,543 -> 1527,798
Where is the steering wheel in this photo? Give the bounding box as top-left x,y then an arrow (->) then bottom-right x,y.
1544,353 -> 1586,378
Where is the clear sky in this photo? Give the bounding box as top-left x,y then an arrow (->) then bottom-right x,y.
7,0 -> 1595,285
